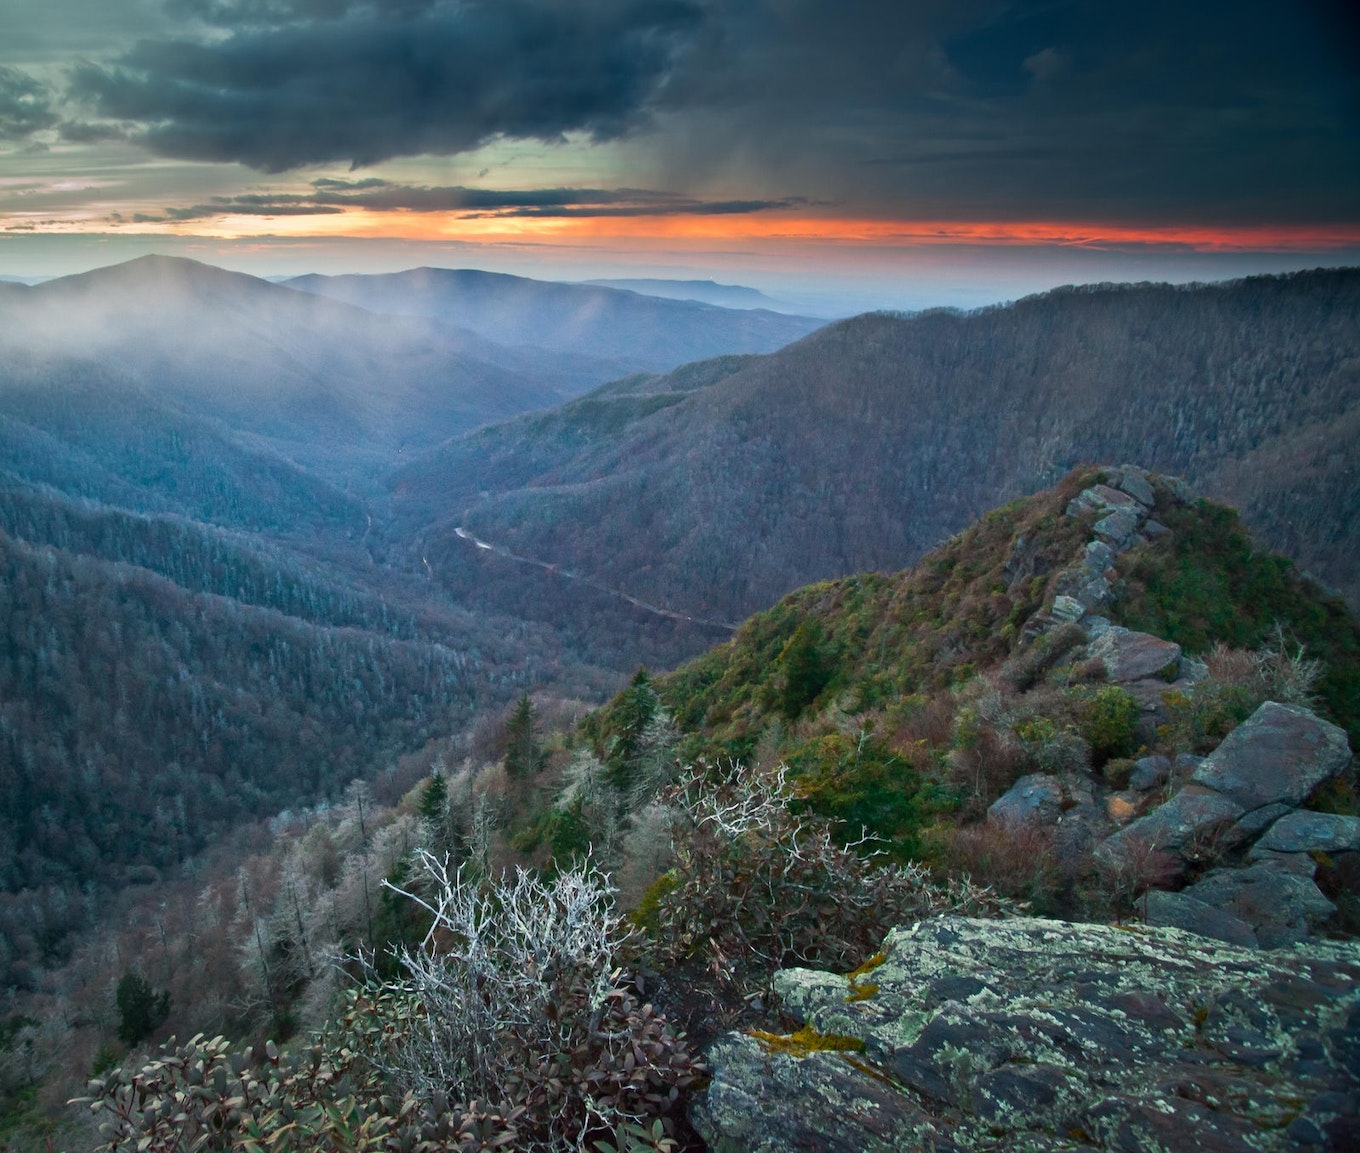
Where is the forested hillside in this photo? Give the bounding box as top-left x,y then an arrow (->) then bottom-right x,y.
394,270 -> 1360,630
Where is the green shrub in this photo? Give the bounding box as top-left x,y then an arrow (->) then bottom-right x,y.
1080,685 -> 1139,762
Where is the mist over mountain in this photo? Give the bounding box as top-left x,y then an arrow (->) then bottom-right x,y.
285,267 -> 824,374
393,269 -> 1360,627
581,278 -> 789,311
0,256 -> 581,480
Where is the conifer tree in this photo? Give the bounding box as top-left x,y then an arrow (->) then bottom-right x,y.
503,694 -> 545,778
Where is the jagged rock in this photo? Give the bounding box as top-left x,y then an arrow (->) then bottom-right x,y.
1231,801 -> 1295,842
1191,702 -> 1352,811
1066,483 -> 1146,519
1051,594 -> 1086,624
1084,539 -> 1117,573
1094,507 -> 1142,549
1143,518 -> 1170,537
1087,626 -> 1181,682
1251,811 -> 1360,856
1143,888 -> 1259,948
988,774 -> 1065,829
1107,466 -> 1155,508
1180,860 -> 1336,948
1128,754 -> 1171,792
694,917 -> 1360,1153
1100,785 -> 1244,863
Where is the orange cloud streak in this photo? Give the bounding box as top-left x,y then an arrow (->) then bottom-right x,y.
18,207 -> 1360,254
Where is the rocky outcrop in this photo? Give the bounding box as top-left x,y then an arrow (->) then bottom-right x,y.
1096,701 -> 1355,948
1191,702 -> 1352,812
692,916 -> 1360,1153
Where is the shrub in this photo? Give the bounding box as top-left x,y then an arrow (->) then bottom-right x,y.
920,823 -> 1061,916
81,1030 -> 521,1153
645,761 -> 1013,982
1080,685 -> 1139,762
365,855 -> 700,1151
86,861 -> 701,1153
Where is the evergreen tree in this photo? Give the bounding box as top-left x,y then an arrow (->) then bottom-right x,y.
504,695 -> 545,779
605,668 -> 660,795
115,971 -> 170,1046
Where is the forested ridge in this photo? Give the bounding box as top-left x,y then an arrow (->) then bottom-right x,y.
394,269 -> 1360,627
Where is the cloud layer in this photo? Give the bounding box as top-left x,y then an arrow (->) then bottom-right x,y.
74,0 -> 704,170
31,0 -> 1360,224
135,177 -> 806,221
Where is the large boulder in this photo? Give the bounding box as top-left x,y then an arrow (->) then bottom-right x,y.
1087,626 -> 1182,683
693,917 -> 1360,1153
1099,785 -> 1244,864
1143,888 -> 1260,948
1179,860 -> 1336,948
1252,811 -> 1360,857
987,774 -> 1065,829
1191,702 -> 1352,812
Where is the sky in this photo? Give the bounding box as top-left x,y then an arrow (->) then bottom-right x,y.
0,0 -> 1357,312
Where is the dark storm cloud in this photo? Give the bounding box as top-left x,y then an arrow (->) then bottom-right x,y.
134,179 -> 803,220
645,0 -> 1360,222
71,0 -> 705,171
59,0 -> 1360,221
0,67 -> 59,139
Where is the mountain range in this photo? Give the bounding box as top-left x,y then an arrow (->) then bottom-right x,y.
392,269 -> 1360,629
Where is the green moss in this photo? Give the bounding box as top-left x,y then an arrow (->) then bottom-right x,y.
629,869 -> 680,933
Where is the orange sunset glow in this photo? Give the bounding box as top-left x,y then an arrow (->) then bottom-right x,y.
81,209 -> 1360,256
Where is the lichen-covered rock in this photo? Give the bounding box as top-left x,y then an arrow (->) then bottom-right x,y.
1066,483 -> 1146,519
1087,626 -> 1182,682
1252,811 -> 1360,856
1191,702 -> 1352,812
988,773 -> 1065,829
692,917 -> 1360,1153
691,1033 -> 960,1153
1106,466 -> 1155,508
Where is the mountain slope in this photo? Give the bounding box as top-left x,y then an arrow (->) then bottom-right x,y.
0,256 -> 575,481
286,267 -> 825,373
393,269 -> 1360,629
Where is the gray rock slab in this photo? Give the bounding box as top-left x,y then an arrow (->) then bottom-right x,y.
1067,483 -> 1144,518
1252,810 -> 1360,856
1100,785 -> 1245,861
692,1033 -> 960,1153
1051,594 -> 1085,623
695,917 -> 1360,1153
1143,888 -> 1260,948
1094,507 -> 1142,548
1108,467 -> 1155,508
1181,861 -> 1336,948
1192,702 -> 1353,811
1088,626 -> 1182,682
1231,802 -> 1294,842
988,773 -> 1065,829
1129,755 -> 1172,792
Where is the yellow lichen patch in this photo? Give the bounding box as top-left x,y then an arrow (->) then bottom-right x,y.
749,1025 -> 866,1057
1107,794 -> 1138,823
846,951 -> 888,981
847,983 -> 879,1003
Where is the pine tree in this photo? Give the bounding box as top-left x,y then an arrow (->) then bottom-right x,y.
504,695 -> 545,779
